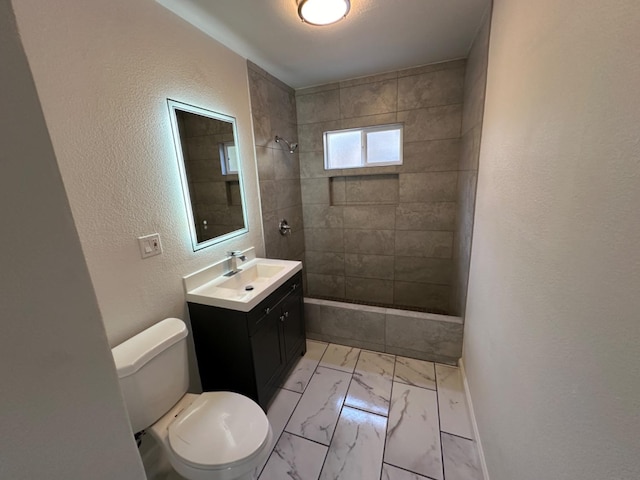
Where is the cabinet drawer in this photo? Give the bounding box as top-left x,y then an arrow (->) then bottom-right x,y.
247,272 -> 302,336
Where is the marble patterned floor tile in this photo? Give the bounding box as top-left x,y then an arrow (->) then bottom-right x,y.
285,366 -> 351,445
345,350 -> 395,416
384,383 -> 443,480
394,356 -> 436,390
281,340 -> 328,393
319,343 -> 361,373
382,463 -> 431,480
435,364 -> 473,439
258,432 -> 328,480
319,406 -> 387,480
254,388 -> 302,476
441,433 -> 483,480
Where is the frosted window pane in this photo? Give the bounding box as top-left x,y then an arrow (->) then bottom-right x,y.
327,130 -> 362,169
226,145 -> 238,173
367,129 -> 401,164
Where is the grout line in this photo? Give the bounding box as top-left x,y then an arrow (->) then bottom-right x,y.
257,341 -> 326,479
441,431 -> 474,442
379,355 -> 398,480
435,365 -> 447,480
314,346 -> 361,478
383,461 -> 441,480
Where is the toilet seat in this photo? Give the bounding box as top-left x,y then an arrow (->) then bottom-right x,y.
167,391 -> 270,471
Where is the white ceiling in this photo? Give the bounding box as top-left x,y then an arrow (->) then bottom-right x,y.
157,0 -> 490,89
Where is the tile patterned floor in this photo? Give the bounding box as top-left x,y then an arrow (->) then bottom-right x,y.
257,340 -> 483,480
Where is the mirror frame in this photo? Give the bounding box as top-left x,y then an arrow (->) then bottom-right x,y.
167,99 -> 249,251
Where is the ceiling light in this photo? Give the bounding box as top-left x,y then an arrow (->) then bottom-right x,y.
297,0 -> 351,26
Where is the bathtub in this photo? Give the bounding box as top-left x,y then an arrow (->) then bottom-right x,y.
304,297 -> 463,365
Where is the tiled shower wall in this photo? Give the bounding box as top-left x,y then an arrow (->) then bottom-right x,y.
296,60 -> 466,314
247,61 -> 305,264
452,10 -> 491,316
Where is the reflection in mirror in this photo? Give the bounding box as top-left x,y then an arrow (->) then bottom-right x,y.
168,100 -> 248,251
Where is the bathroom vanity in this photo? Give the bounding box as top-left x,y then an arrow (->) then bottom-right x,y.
183,254 -> 305,410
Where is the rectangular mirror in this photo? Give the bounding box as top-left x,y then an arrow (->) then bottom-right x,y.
168,99 -> 248,251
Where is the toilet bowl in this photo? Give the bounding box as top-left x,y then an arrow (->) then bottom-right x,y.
111,318 -> 272,480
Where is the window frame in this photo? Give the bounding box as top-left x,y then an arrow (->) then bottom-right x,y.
218,141 -> 239,175
323,123 -> 403,170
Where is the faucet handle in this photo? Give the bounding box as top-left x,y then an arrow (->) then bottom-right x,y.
227,250 -> 242,257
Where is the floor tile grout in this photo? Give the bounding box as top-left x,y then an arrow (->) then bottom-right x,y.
259,341 -> 482,480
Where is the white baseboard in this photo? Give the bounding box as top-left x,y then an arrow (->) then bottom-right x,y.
459,358 -> 490,480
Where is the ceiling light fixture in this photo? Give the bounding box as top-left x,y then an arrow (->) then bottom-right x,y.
297,0 -> 351,26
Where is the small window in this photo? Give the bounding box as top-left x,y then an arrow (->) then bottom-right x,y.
219,142 -> 238,175
324,124 -> 403,170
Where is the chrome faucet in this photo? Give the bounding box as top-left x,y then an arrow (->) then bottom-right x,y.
224,251 -> 247,276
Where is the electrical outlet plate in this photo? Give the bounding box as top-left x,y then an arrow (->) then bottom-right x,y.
138,233 -> 162,259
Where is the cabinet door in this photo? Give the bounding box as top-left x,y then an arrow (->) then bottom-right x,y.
281,288 -> 304,363
250,308 -> 283,395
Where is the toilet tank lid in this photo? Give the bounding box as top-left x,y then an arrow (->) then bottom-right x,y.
112,318 -> 188,378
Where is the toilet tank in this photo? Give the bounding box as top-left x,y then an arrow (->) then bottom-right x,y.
111,318 -> 189,433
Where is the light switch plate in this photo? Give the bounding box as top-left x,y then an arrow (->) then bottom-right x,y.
138,233 -> 162,259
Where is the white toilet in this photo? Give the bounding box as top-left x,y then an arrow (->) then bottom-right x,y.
111,318 -> 273,480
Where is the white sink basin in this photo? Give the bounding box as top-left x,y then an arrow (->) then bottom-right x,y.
184,256 -> 302,312
218,263 -> 285,290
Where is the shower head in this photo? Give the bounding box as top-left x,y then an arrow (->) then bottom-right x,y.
275,135 -> 298,154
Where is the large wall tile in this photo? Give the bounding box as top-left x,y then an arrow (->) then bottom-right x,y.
341,113 -> 398,130
298,120 -> 341,152
304,228 -> 343,253
273,149 -> 300,180
395,203 -> 456,231
395,257 -> 453,285
398,105 -> 462,142
255,145 -> 275,181
399,172 -> 458,203
307,273 -> 345,298
402,139 -> 460,173
461,76 -> 486,135
459,125 -> 482,171
276,178 -> 302,209
303,204 -> 344,228
340,79 -> 398,118
344,229 -> 395,255
248,68 -> 271,147
344,175 -> 399,204
299,151 -> 329,179
398,67 -> 465,110
344,205 -> 396,230
320,303 -> 385,344
301,178 -> 330,204
386,312 -> 463,359
395,231 -> 453,258
345,277 -> 394,304
345,253 -> 395,280
305,251 -> 345,276
296,89 -> 340,125
394,282 -> 451,312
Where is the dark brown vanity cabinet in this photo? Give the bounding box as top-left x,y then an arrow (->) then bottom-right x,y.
188,272 -> 305,410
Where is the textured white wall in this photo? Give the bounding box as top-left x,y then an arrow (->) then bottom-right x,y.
464,0 -> 640,479
12,0 -> 264,347
0,1 -> 145,478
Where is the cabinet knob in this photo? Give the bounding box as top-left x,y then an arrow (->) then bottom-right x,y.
265,307 -> 270,314
291,283 -> 298,290
279,315 -> 285,322
284,311 -> 289,318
